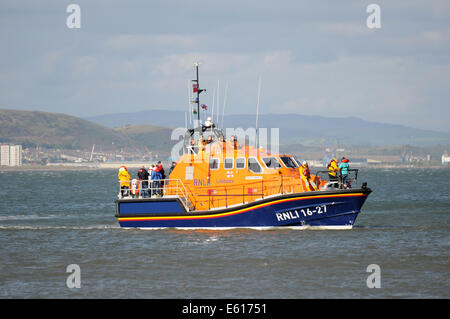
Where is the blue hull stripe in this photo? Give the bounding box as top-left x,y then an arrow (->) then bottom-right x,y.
116,189 -> 371,228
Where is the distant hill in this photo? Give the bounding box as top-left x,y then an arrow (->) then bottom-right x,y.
113,124 -> 175,152
2,108 -> 449,153
0,109 -> 174,152
86,109 -> 450,147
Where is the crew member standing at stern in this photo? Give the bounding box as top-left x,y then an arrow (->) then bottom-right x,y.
118,165 -> 131,198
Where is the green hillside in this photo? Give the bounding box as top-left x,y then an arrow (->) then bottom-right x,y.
113,124 -> 175,152
0,109 -> 173,152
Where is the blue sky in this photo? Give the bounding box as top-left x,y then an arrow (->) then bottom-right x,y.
1,0 -> 449,132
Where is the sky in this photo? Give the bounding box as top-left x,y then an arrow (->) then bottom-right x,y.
0,0 -> 449,133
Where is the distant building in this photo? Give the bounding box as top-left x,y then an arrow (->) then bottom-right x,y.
0,144 -> 22,166
442,153 -> 450,165
0,144 -> 10,166
10,145 -> 22,166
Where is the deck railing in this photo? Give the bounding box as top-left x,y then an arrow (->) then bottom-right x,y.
118,179 -> 191,210
313,169 -> 359,189
118,171 -> 357,212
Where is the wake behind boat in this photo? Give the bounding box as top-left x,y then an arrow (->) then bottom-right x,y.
115,65 -> 372,229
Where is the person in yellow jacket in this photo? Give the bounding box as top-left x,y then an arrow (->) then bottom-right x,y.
299,161 -> 316,191
327,158 -> 339,188
118,165 -> 131,197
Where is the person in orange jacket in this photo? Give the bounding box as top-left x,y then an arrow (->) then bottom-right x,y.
299,161 -> 316,191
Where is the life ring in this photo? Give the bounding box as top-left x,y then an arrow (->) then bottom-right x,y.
130,179 -> 141,196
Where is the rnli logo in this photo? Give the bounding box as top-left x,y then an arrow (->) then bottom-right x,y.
226,171 -> 234,178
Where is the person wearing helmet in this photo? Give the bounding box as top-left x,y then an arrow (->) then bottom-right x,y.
204,117 -> 214,128
118,165 -> 131,197
339,157 -> 351,189
327,158 -> 339,188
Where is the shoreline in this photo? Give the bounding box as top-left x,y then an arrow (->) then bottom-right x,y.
1,164 -> 449,172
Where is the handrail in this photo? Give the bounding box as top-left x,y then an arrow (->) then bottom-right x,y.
118,178 -> 192,210
314,169 -> 359,189
117,170 -> 357,212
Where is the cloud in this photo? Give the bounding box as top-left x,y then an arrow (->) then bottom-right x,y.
105,34 -> 197,51
1,0 -> 450,133
316,23 -> 369,37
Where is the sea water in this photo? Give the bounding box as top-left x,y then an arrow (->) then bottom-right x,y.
0,168 -> 449,298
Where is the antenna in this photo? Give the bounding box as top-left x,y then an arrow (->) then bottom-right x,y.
221,81 -> 229,128
216,80 -> 220,124
211,87 -> 216,124
255,76 -> 262,149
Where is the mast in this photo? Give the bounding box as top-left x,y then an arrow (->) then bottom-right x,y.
195,63 -> 200,123
192,62 -> 205,126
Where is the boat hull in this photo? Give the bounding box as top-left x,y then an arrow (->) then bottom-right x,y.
115,188 -> 371,229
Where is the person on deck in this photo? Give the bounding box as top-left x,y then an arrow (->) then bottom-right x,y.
197,137 -> 206,152
137,165 -> 150,198
327,158 -> 339,188
157,161 -> 165,179
148,164 -> 155,194
219,136 -> 227,154
167,162 -> 176,177
151,165 -> 163,197
118,165 -> 131,197
339,157 -> 351,189
227,135 -> 239,151
299,161 -> 315,191
189,139 -> 196,154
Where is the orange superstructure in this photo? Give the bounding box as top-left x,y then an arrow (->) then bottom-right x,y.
164,141 -> 324,211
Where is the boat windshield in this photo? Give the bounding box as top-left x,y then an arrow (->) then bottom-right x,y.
280,156 -> 298,168
293,156 -> 302,167
248,157 -> 262,173
262,157 -> 282,169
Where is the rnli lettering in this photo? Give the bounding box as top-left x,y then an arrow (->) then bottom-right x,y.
194,178 -> 210,186
276,210 -> 300,222
276,205 -> 328,221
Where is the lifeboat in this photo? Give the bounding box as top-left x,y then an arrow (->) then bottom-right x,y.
115,65 -> 372,229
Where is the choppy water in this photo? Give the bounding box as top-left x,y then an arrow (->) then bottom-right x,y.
0,168 -> 449,298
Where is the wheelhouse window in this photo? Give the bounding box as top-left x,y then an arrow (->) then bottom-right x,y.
236,157 -> 245,169
224,158 -> 234,169
248,157 -> 263,173
262,157 -> 282,169
209,158 -> 219,170
280,156 -> 297,168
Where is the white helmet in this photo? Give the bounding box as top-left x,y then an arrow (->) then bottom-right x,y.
302,161 -> 307,165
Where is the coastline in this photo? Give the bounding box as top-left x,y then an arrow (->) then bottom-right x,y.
1,163 -> 448,172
